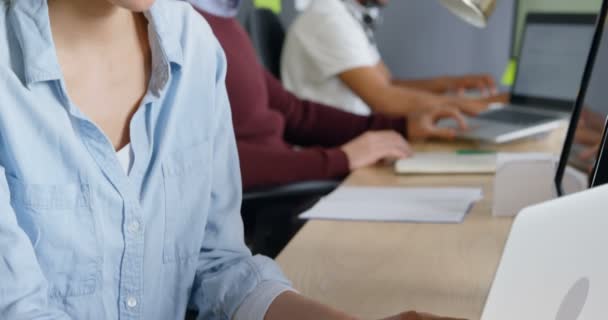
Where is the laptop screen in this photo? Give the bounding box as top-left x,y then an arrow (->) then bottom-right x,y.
566,20 -> 608,185
556,5 -> 608,195
512,15 -> 596,104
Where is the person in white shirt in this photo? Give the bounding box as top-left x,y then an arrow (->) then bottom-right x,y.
281,0 -> 505,117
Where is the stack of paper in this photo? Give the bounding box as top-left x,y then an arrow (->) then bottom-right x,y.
300,186 -> 483,223
395,152 -> 497,174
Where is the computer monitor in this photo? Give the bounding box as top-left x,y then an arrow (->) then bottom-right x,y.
556,1 -> 608,195
511,13 -> 597,111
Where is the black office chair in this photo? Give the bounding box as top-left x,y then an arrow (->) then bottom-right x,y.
241,180 -> 339,258
240,8 -> 341,258
244,8 -> 286,79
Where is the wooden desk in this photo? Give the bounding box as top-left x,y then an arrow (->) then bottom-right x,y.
276,129 -> 566,319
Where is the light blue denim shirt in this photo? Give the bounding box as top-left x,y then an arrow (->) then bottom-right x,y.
0,1 -> 291,319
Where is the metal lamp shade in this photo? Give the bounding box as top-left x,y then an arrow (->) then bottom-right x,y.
438,0 -> 497,28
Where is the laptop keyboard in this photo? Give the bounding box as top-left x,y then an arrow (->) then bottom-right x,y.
476,109 -> 557,126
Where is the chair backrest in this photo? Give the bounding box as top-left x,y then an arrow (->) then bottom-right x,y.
243,180 -> 340,201
245,8 -> 286,79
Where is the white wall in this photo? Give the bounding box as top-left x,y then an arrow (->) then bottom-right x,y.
374,0 -> 515,82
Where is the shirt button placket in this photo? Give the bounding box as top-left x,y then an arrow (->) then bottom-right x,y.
120,203 -> 145,319
128,220 -> 141,234
126,296 -> 138,309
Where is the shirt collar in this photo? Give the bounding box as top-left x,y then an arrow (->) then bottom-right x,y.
145,1 -> 185,96
146,1 -> 185,68
186,0 -> 241,18
342,0 -> 381,20
9,0 -> 63,86
341,0 -> 382,44
9,0 -> 184,88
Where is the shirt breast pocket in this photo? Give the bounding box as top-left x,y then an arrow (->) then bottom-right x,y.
162,140 -> 212,264
7,176 -> 102,298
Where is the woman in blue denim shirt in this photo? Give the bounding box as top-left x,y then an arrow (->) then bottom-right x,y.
0,0 -> 460,319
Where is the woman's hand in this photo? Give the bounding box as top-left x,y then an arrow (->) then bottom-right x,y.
407,108 -> 468,141
480,92 -> 510,105
440,74 -> 497,96
380,311 -> 467,320
341,131 -> 413,170
265,292 -> 467,320
438,96 -> 490,116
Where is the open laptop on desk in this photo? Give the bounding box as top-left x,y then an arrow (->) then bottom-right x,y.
480,183 -> 608,320
439,13 -> 597,144
555,5 -> 608,195
481,7 -> 608,318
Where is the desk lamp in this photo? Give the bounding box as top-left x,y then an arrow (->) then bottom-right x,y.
439,0 -> 497,28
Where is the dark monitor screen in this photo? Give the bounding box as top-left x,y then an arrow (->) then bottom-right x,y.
513,19 -> 596,102
565,27 -> 608,183
510,13 -> 597,111
556,2 -> 608,194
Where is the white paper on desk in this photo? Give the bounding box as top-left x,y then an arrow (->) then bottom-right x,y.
394,152 -> 557,175
395,152 -> 497,174
299,187 -> 483,223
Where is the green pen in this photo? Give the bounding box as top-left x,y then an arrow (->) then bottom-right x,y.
456,149 -> 497,155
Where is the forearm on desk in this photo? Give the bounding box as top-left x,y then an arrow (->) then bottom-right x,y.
392,78 -> 448,95
264,70 -> 405,147
338,68 -> 441,117
264,291 -> 357,320
377,61 -> 447,95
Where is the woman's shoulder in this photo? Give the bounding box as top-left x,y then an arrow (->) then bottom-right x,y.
152,0 -> 226,75
152,1 -> 226,79
154,0 -> 217,48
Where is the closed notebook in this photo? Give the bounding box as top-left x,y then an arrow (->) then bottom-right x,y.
395,152 -> 497,174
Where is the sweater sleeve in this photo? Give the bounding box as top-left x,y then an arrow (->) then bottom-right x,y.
237,141 -> 350,191
264,70 -> 407,147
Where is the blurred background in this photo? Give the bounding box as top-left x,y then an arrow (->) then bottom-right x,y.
237,0 -> 602,89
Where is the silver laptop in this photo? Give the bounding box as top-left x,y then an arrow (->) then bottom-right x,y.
440,13 -> 597,144
481,184 -> 608,320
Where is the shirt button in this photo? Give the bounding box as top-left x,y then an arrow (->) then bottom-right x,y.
128,220 -> 141,234
126,296 -> 138,308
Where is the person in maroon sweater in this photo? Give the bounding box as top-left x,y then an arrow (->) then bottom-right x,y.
192,3 -> 466,192
181,2 -> 468,320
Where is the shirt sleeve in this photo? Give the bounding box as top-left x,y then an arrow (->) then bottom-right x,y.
265,70 -> 408,148
188,46 -> 292,319
293,7 -> 380,79
232,282 -> 296,320
0,166 -> 72,319
238,142 -> 350,190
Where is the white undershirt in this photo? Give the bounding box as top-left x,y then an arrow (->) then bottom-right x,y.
115,144 -> 292,319
116,143 -> 133,175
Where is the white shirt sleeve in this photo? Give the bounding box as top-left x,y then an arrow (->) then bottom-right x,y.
232,281 -> 296,320
292,3 -> 381,79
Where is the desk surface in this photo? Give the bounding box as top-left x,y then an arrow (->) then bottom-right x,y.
276,129 -> 566,319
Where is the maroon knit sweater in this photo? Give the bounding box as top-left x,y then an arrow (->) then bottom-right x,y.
200,11 -> 407,191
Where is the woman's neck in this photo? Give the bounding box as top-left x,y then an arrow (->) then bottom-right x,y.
48,0 -> 144,49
